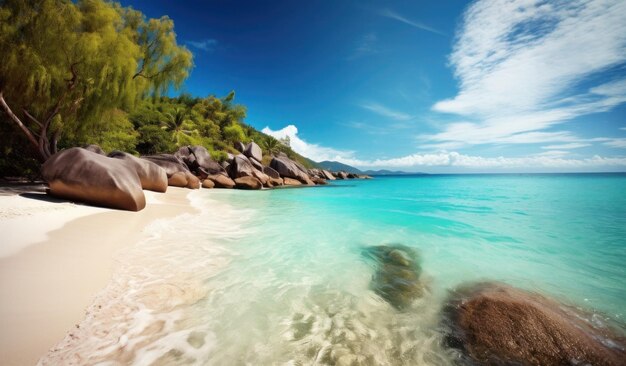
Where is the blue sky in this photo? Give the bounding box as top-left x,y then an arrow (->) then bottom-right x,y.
121,0 -> 626,172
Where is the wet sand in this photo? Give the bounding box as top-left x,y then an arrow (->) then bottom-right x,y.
0,187 -> 197,366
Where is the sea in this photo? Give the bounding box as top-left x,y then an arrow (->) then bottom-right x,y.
41,173 -> 626,365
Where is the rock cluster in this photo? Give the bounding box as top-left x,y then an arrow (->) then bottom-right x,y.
39,141 -> 372,211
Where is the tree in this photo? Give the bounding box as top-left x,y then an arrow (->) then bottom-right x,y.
0,0 -> 192,161
161,106 -> 198,147
261,136 -> 280,156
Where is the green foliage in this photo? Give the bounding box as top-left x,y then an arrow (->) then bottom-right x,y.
223,123 -> 246,144
0,1 -> 321,176
0,0 -> 192,160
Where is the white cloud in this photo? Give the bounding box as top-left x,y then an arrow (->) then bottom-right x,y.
429,0 -> 626,147
261,125 -> 355,162
380,9 -> 445,36
186,39 -> 218,52
361,102 -> 413,121
262,124 -> 626,170
603,138 -> 626,148
541,143 -> 590,149
339,151 -> 626,169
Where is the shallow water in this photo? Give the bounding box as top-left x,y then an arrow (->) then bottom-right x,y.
42,174 -> 626,365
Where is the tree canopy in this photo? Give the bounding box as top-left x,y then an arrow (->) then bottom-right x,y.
0,0 -> 192,161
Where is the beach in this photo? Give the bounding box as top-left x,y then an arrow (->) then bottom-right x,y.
0,186 -> 197,365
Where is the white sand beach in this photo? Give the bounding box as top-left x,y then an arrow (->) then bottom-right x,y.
0,187 -> 197,366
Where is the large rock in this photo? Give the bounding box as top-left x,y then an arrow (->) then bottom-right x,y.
263,166 -> 281,179
441,282 -> 625,365
311,177 -> 327,185
167,171 -> 200,189
42,148 -> 145,211
270,154 -> 311,182
283,177 -> 302,186
321,169 -> 336,180
202,179 -> 215,189
108,151 -> 167,193
206,174 -> 236,189
234,176 -> 262,190
141,154 -> 189,177
362,244 -> 424,310
243,141 -> 263,162
249,156 -> 264,172
82,144 -> 106,155
228,154 -> 269,186
234,141 -> 245,153
174,145 -> 224,178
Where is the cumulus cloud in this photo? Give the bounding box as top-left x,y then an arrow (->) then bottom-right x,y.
261,124 -> 626,170
339,151 -> 626,169
261,125 -> 355,162
429,0 -> 626,147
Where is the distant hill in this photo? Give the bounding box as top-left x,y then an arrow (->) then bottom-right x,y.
317,161 -> 363,174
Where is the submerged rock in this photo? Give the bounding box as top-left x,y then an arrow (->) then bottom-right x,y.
441,282 -> 626,366
362,244 -> 424,310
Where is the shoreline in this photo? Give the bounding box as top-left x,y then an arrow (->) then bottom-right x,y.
0,187 -> 198,366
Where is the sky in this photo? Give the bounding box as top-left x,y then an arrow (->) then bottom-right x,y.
120,0 -> 626,172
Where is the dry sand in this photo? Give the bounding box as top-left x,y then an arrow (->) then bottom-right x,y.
0,186 -> 198,366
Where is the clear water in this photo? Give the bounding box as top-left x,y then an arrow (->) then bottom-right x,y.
42,174 -> 626,365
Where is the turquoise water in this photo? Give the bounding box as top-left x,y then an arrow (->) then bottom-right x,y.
43,174 -> 626,365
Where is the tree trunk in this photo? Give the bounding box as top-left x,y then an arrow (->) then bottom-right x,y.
0,91 -> 54,162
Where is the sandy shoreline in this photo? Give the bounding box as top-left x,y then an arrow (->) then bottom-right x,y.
0,186 -> 197,366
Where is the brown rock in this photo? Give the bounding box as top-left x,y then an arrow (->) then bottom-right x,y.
186,173 -> 200,189
228,154 -> 269,186
167,172 -> 188,187
312,177 -> 327,185
244,141 -> 263,162
42,148 -> 145,211
108,151 -> 167,193
321,169 -> 336,180
266,177 -> 284,187
263,166 -> 281,179
206,174 -> 236,189
82,144 -> 106,155
202,179 -> 215,189
283,177 -> 302,186
442,282 -> 625,366
234,176 -> 262,190
270,155 -> 310,182
174,145 -> 224,178
234,141 -> 245,153
142,154 -> 189,177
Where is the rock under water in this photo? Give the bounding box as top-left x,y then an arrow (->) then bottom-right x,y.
362,244 -> 424,310
440,282 -> 626,366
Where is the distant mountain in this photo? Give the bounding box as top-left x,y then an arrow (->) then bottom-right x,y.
317,161 -> 363,174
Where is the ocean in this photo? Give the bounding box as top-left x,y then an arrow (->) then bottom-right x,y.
42,173 -> 626,365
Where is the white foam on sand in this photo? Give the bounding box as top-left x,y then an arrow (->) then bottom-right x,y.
38,190 -> 256,365
0,188 -> 197,366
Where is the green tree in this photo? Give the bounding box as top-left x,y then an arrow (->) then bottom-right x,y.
223,123 -> 246,144
261,136 -> 280,156
161,106 -> 198,147
0,0 -> 192,161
